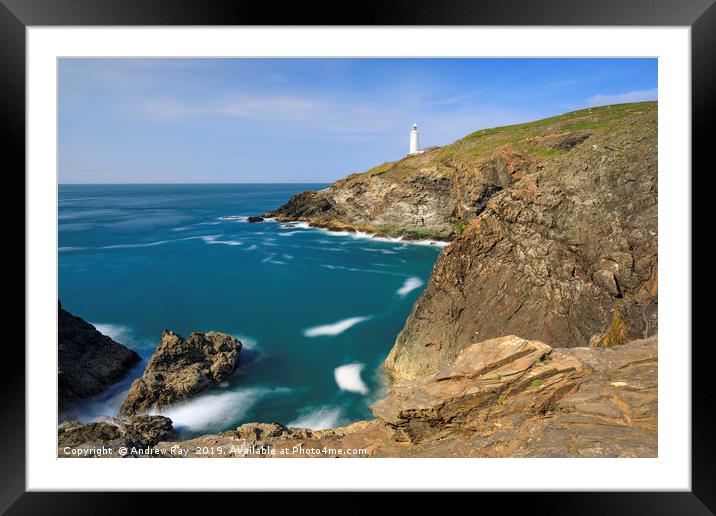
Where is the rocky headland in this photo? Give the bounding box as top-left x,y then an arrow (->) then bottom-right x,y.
58,301 -> 140,412
59,102 -> 658,458
267,102 -> 658,379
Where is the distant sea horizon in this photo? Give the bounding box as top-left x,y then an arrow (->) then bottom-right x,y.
58,181 -> 332,185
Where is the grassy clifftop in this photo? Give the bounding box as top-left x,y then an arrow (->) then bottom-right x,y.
346,101 -> 655,185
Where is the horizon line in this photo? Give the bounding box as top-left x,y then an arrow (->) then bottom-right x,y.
58,181 -> 331,185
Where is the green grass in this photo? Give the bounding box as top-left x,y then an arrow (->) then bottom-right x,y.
455,222 -> 467,235
530,379 -> 543,389
593,300 -> 629,348
347,101 -> 656,185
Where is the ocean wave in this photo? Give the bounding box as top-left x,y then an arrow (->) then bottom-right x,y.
218,215 -> 248,221
303,316 -> 370,337
319,264 -> 404,277
90,322 -> 155,349
158,387 -> 289,433
202,235 -> 242,246
99,235 -> 220,250
277,230 -> 311,237
334,363 -> 369,394
92,323 -> 134,345
270,220 -> 450,247
288,406 -> 344,430
261,253 -> 287,265
397,276 -> 425,296
231,334 -> 258,350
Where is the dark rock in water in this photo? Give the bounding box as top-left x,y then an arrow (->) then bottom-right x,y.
119,330 -> 242,415
58,301 -> 141,412
247,216 -> 264,223
58,415 -> 173,451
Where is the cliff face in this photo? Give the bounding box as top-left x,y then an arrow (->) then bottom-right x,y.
385,103 -> 657,379
58,302 -> 141,412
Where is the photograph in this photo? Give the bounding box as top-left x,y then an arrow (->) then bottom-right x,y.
56,57 -> 659,459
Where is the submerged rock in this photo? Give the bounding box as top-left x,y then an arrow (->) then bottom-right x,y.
58,301 -> 141,412
119,330 -> 242,415
247,216 -> 264,223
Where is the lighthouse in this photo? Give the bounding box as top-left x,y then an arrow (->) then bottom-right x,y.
409,122 -> 420,155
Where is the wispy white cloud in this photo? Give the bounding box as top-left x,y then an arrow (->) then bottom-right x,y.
134,94 -> 332,122
586,88 -> 657,107
131,92 -> 532,149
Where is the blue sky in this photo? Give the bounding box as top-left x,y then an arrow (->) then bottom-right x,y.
59,58 -> 657,184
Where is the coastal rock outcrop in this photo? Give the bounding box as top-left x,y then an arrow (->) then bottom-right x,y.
58,301 -> 141,412
384,103 -> 657,379
58,415 -> 173,454
119,330 -> 242,415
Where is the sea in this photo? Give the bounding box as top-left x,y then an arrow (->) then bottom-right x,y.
58,183 -> 443,437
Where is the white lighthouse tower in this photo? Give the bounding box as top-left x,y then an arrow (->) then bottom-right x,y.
409,122 -> 421,155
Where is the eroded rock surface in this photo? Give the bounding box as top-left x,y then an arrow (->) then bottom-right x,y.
119,330 -> 242,415
58,301 -> 141,412
385,104 -> 657,379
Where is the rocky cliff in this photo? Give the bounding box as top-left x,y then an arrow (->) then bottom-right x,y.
58,301 -> 141,412
119,330 -> 242,415
266,102 -> 658,379
385,103 -> 657,379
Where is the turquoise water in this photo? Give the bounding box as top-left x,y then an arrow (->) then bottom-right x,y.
59,184 -> 442,437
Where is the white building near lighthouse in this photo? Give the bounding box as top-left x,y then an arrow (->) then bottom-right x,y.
409,122 -> 424,155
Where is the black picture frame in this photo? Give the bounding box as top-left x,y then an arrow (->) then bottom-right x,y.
4,0 -> 709,512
